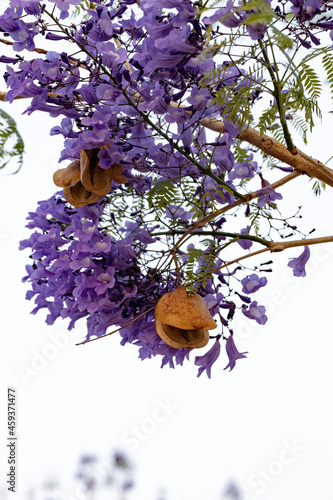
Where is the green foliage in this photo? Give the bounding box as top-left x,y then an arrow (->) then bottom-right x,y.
71,0 -> 101,18
233,144 -> 253,164
271,125 -> 287,145
257,105 -> 279,136
212,82 -> 256,131
248,209 -> 261,236
147,179 -> 180,219
311,180 -> 326,196
195,248 -> 217,289
299,63 -> 322,101
240,0 -> 277,25
322,52 -> 333,101
184,246 -> 217,292
0,108 -> 24,173
289,113 -> 309,143
184,247 -> 204,292
271,27 -> 294,51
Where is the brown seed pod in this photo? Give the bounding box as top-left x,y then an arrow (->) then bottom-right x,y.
80,149 -> 112,196
63,182 -> 101,207
53,148 -> 127,207
155,285 -> 217,349
53,160 -> 81,187
105,164 -> 128,184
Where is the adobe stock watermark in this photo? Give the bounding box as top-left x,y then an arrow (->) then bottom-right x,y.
122,397 -> 178,451
45,458 -> 112,500
247,439 -> 306,494
17,327 -> 84,386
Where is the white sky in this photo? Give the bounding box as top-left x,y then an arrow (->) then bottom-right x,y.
1,33 -> 333,500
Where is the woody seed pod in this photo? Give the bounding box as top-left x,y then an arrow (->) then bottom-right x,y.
53,160 -> 81,187
155,285 -> 217,349
80,149 -> 112,197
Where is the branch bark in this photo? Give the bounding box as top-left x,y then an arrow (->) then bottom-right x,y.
201,117 -> 333,188
213,235 -> 333,272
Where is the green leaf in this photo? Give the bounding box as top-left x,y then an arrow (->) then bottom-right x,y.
0,108 -> 24,173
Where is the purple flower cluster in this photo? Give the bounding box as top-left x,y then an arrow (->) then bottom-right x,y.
20,193 -> 160,340
0,0 -> 263,175
1,0 -> 318,377
0,6 -> 39,51
19,193 -> 211,372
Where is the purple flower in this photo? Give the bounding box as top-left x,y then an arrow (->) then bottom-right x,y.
9,20 -> 39,52
242,301 -> 268,325
187,85 -> 212,110
257,177 -> 283,208
246,21 -> 268,41
204,293 -> 224,316
87,267 -> 116,295
290,0 -> 323,21
287,246 -> 310,277
209,133 -> 235,173
224,334 -> 248,372
155,25 -> 198,54
203,1 -> 240,28
195,340 -> 221,378
0,56 -> 21,64
241,274 -> 267,294
165,107 -> 189,124
48,0 -> 81,19
87,7 -> 114,42
228,159 -> 257,180
10,0 -> 40,14
99,42 -> 127,69
237,226 -> 253,250
165,205 -> 191,221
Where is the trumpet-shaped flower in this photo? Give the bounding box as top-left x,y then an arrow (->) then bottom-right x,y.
195,340 -> 221,379
224,335 -> 248,372
287,246 -> 310,277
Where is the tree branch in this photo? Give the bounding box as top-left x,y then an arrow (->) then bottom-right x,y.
201,117 -> 333,188
2,34 -> 333,189
171,170 -> 301,253
0,36 -> 47,54
213,235 -> 333,272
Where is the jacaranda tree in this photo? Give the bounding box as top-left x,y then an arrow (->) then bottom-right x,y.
1,0 -> 333,377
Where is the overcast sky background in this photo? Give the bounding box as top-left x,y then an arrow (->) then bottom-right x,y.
1,30 -> 333,500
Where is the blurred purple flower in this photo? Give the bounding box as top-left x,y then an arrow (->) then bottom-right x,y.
290,0 -> 323,21
165,205 -> 191,221
203,1 -> 240,28
48,0 -> 81,19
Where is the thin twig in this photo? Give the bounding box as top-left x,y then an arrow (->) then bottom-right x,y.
214,247 -> 270,272
75,304 -> 156,346
214,235 -> 333,273
171,249 -> 182,286
268,235 -> 333,251
0,36 -> 48,54
170,170 -> 301,253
